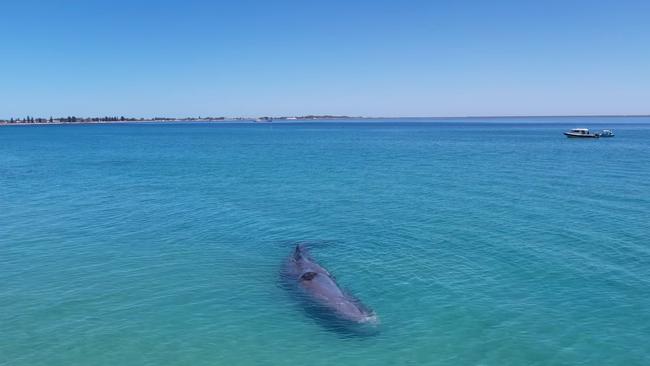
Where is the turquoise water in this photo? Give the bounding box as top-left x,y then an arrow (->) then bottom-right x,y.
2,117 -> 649,365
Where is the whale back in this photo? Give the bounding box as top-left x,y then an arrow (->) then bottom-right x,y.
284,245 -> 377,325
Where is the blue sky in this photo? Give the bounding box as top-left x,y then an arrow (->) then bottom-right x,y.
1,0 -> 649,117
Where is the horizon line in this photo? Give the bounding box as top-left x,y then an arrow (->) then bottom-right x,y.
2,113 -> 650,121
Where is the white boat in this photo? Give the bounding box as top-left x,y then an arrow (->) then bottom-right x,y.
564,128 -> 599,138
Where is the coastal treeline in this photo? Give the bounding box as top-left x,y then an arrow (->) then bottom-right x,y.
0,115 -> 356,124
0,116 -> 227,124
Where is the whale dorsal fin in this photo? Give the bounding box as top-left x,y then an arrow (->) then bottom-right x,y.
294,244 -> 310,261
293,245 -> 303,261
300,271 -> 317,281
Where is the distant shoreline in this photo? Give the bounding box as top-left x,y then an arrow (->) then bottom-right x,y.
0,115 -> 357,126
1,114 -> 649,126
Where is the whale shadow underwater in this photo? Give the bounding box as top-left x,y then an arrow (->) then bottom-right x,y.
280,244 -> 380,337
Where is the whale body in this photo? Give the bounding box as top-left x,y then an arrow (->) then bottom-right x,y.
282,245 -> 377,324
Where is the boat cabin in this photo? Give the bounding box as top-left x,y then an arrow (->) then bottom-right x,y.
569,128 -> 590,135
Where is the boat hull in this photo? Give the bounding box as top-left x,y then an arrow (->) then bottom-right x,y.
564,132 -> 599,138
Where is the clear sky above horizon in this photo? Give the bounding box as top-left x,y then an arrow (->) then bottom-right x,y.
1,0 -> 649,118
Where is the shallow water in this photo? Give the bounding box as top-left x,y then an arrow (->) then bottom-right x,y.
2,117 -> 650,365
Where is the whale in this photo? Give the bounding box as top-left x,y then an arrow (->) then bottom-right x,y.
282,245 -> 377,326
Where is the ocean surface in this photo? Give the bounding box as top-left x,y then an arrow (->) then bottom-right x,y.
2,117 -> 649,366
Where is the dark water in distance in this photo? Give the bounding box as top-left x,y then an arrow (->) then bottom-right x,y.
2,117 -> 650,365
